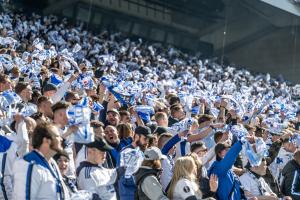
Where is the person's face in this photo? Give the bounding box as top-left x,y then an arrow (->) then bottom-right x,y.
218,148 -> 229,159
174,108 -> 185,120
49,126 -> 63,153
0,79 -> 12,92
120,115 -> 131,123
162,116 -> 169,126
89,148 -> 106,164
297,114 -> 300,121
54,109 -> 68,126
149,135 -> 158,147
21,85 -> 33,101
253,160 -> 267,176
135,134 -> 149,152
157,115 -> 168,127
194,146 -> 208,158
41,100 -> 53,118
283,142 -> 297,153
70,98 -> 80,105
44,90 -> 56,98
104,126 -> 119,144
57,155 -> 69,175
107,112 -> 120,126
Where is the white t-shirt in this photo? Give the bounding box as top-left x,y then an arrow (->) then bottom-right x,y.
239,171 -> 273,197
172,178 -> 202,200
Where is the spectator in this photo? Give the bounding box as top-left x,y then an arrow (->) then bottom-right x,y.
167,156 -> 203,199
281,149 -> 300,199
134,147 -> 168,200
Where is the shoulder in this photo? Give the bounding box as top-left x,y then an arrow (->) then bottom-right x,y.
173,178 -> 200,199
239,172 -> 256,188
240,172 -> 250,181
77,164 -> 94,179
282,160 -> 296,175
142,175 -> 159,185
175,178 -> 197,192
13,158 -> 28,171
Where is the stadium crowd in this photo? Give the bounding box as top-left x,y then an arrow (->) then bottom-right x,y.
0,3 -> 300,200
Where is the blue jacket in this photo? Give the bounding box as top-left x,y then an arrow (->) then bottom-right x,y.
110,137 -> 133,167
208,141 -> 243,200
161,134 -> 180,155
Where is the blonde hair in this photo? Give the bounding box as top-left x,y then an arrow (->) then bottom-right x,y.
187,152 -> 203,180
167,156 -> 198,199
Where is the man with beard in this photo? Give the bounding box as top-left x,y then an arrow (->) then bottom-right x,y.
12,123 -> 70,199
122,126 -> 153,152
118,125 -> 154,200
105,109 -> 120,127
37,96 -> 53,121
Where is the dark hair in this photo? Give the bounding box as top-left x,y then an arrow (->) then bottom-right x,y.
51,101 -> 70,113
215,142 -> 230,161
0,73 -> 9,84
119,110 -> 130,117
31,89 -> 42,104
198,114 -> 214,124
31,123 -> 55,149
190,141 -> 205,153
64,91 -> 77,102
244,124 -> 255,131
169,96 -> 180,106
214,131 -> 224,143
15,82 -> 29,94
37,96 -> 50,107
141,159 -> 161,170
30,112 -> 44,121
53,151 -> 70,162
90,120 -> 104,128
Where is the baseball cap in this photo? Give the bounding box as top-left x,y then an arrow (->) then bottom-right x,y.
144,147 -> 163,160
135,126 -> 154,138
107,108 -> 120,115
86,138 -> 113,152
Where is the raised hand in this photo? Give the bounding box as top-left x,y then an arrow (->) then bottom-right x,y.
209,174 -> 218,192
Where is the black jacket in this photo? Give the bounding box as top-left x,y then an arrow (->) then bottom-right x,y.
281,159 -> 300,200
168,116 -> 179,127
